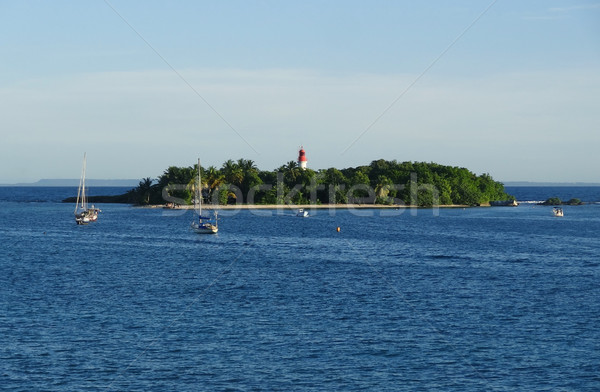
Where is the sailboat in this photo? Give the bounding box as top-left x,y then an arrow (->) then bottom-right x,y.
74,153 -> 100,225
191,158 -> 218,234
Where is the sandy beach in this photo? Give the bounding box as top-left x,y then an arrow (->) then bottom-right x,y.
146,203 -> 470,210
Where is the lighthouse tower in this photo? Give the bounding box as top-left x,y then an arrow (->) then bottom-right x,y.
298,146 -> 307,170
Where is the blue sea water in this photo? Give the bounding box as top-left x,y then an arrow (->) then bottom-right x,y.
505,186 -> 600,203
1,187 -> 599,391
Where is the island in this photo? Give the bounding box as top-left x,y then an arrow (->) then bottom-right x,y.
540,197 -> 584,206
63,159 -> 515,208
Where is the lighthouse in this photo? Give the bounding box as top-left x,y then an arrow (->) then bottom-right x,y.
298,146 -> 307,170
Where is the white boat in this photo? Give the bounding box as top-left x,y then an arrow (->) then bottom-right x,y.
191,158 -> 218,234
553,207 -> 564,217
74,153 -> 100,225
296,208 -> 309,217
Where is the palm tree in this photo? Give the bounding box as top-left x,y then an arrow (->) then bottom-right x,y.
236,158 -> 263,203
222,159 -> 243,186
281,161 -> 301,188
136,177 -> 154,204
237,158 -> 258,174
204,166 -> 225,203
205,166 -> 224,190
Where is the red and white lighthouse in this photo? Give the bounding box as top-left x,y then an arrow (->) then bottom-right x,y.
298,146 -> 307,170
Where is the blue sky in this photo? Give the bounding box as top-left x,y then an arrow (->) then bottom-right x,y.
1,1 -> 599,183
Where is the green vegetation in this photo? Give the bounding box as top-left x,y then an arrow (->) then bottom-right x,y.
543,197 -> 563,205
542,197 -> 584,206
125,159 -> 513,207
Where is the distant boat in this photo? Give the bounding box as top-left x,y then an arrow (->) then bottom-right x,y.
296,208 -> 309,217
74,153 -> 100,225
191,158 -> 218,234
552,207 -> 564,217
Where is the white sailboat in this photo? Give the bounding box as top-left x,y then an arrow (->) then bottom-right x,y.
191,158 -> 218,234
74,153 -> 100,225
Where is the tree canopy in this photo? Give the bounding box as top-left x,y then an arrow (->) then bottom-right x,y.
128,159 -> 514,206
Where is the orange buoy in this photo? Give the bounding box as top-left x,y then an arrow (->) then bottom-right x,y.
336,226 -> 341,232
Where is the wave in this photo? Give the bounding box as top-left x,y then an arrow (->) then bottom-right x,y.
517,200 -> 600,205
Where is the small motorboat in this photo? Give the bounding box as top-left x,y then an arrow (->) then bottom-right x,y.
296,208 -> 309,217
552,207 -> 564,217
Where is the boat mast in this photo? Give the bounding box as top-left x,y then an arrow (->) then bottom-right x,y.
197,158 -> 202,218
75,152 -> 86,213
81,153 -> 87,210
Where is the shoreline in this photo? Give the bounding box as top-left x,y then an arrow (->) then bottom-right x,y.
143,203 -> 471,210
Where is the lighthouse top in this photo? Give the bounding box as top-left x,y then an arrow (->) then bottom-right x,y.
298,146 -> 307,170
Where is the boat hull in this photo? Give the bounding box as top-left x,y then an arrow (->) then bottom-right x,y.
191,223 -> 218,234
296,209 -> 309,217
75,209 -> 99,224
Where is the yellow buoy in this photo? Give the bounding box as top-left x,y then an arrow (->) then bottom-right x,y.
336,226 -> 341,232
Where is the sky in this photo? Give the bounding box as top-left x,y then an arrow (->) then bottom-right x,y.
1,0 -> 599,183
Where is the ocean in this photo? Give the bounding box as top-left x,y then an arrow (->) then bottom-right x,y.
505,185 -> 600,204
1,186 -> 599,391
